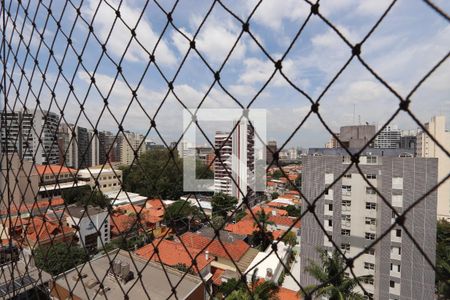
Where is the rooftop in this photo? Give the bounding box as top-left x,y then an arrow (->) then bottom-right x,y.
181,232 -> 250,262
65,204 -> 108,219
35,164 -> 76,176
135,239 -> 213,274
51,249 -> 204,300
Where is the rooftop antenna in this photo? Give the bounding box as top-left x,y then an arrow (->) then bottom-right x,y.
358,115 -> 361,125
353,104 -> 356,124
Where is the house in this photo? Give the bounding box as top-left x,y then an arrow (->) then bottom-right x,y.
65,204 -> 110,253
1,215 -> 75,249
181,230 -> 259,273
77,167 -> 123,192
245,241 -> 290,283
135,238 -> 213,278
50,249 -> 208,300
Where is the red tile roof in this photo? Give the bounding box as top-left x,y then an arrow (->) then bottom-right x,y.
135,239 -> 213,274
277,287 -> 300,300
269,215 -> 301,229
252,206 -> 288,217
35,164 -> 76,175
23,216 -> 74,244
181,232 -> 250,261
0,198 -> 64,216
224,219 -> 257,236
212,268 -> 225,286
272,229 -> 286,240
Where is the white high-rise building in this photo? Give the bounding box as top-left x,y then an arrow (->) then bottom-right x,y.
119,131 -> 146,166
214,120 -> 255,206
416,115 -> 450,220
1,110 -> 60,164
375,125 -> 401,148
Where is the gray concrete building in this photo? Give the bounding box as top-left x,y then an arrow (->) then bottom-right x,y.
375,125 -> 401,149
300,153 -> 437,299
1,110 -> 60,165
339,125 -> 376,149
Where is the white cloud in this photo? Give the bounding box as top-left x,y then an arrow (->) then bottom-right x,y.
248,0 -> 309,30
84,0 -> 177,65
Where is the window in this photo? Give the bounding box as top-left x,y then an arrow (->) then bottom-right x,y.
342,185 -> 351,192
343,174 -> 351,178
390,281 -> 395,288
342,215 -> 351,222
328,204 -> 333,211
365,248 -> 375,255
363,278 -> 374,285
341,243 -> 350,251
327,219 -> 333,227
367,156 -> 377,164
366,202 -> 376,210
364,262 -> 375,270
367,174 -> 377,179
341,229 -> 351,236
324,184 -> 330,195
342,200 -> 351,207
365,217 -> 376,225
390,263 -> 401,272
365,233 -> 376,240
396,229 -> 402,237
366,187 -> 376,195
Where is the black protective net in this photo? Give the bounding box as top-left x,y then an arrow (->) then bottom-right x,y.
0,0 -> 449,299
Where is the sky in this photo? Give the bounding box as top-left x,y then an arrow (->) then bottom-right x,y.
2,0 -> 450,150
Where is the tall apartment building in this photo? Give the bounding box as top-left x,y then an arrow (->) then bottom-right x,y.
214,120 -> 255,205
375,125 -> 401,149
300,151 -> 437,299
399,130 -> 417,155
98,131 -> 120,164
325,133 -> 340,148
416,115 -> 450,220
266,140 -> 278,164
119,131 -> 146,166
1,110 -> 59,164
58,125 -> 101,169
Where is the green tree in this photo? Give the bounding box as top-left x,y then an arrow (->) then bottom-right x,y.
251,210 -> 275,250
284,205 -> 301,218
211,215 -> 225,230
212,192 -> 238,219
271,192 -> 279,200
437,219 -> 450,299
164,200 -> 196,233
196,160 -> 214,179
218,269 -> 279,300
272,170 -> 283,180
122,149 -> 183,199
62,186 -> 109,208
282,231 -> 297,247
304,248 -> 371,300
34,243 -> 89,276
61,185 -> 91,204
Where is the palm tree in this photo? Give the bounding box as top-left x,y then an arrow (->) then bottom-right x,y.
221,268 -> 279,300
304,248 -> 371,300
251,209 -> 275,250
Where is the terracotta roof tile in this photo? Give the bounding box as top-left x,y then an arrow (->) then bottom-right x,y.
35,164 -> 76,176
135,239 -> 213,274
224,219 -> 256,236
212,268 -> 225,286
181,232 -> 250,261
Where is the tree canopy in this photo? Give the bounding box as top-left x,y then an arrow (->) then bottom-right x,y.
34,243 -> 89,276
211,192 -> 238,219
122,149 -> 184,200
62,185 -> 109,208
